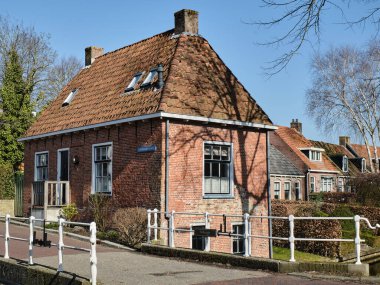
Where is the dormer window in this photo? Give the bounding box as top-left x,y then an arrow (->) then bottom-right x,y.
342,156 -> 348,172
62,89 -> 78,107
310,150 -> 321,161
125,72 -> 143,92
361,158 -> 366,173
140,68 -> 157,87
299,147 -> 324,162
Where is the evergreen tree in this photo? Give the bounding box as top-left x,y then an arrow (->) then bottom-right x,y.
0,48 -> 33,169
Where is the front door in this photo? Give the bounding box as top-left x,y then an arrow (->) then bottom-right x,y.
57,149 -> 69,205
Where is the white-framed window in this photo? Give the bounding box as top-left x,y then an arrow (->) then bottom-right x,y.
141,68 -> 157,87
342,156 -> 348,172
62,88 -> 78,107
125,72 -> 143,92
191,224 -> 209,251
295,181 -> 301,200
35,152 -> 48,181
321,177 -> 333,192
284,182 -> 291,200
310,176 -> 315,193
232,224 -> 245,255
310,150 -> 321,161
361,158 -> 366,173
203,142 -> 233,196
274,182 -> 280,199
338,178 -> 344,192
92,142 -> 112,194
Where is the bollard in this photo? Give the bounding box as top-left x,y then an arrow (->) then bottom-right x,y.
29,216 -> 35,265
354,215 -> 361,265
147,209 -> 151,243
90,222 -> 97,285
289,215 -> 295,262
153,208 -> 158,241
244,213 -> 249,257
57,217 -> 65,272
169,210 -> 175,248
4,214 -> 10,259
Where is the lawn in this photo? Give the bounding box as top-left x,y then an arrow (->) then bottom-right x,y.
273,246 -> 335,262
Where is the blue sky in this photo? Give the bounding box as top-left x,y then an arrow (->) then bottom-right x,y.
2,1 -> 378,143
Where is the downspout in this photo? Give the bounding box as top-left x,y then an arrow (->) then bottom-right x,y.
306,170 -> 310,201
266,130 -> 273,259
165,119 -> 170,218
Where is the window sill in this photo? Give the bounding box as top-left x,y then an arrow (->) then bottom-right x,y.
203,194 -> 234,199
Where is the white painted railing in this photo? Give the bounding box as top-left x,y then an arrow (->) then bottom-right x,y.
32,181 -> 70,207
0,214 -> 97,285
147,209 -> 380,265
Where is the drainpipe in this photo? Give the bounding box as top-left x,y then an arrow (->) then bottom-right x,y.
165,119 -> 170,218
306,170 -> 310,201
266,130 -> 273,259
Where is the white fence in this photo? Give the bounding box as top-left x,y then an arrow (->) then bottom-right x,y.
0,214 -> 97,285
147,209 -> 380,265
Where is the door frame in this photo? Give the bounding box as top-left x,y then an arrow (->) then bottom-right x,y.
57,148 -> 70,182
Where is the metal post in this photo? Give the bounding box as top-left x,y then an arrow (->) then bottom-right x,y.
4,214 -> 10,259
29,216 -> 35,265
147,209 -> 151,243
169,210 -> 175,248
90,222 -> 97,285
244,213 -> 249,257
205,212 -> 210,252
354,215 -> 361,265
57,217 -> 65,272
289,215 -> 295,262
153,208 -> 158,241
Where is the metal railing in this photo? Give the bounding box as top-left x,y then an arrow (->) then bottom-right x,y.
147,209 -> 380,265
0,214 -> 97,285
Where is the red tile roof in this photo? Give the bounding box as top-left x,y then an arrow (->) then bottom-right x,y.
25,31 -> 271,138
275,127 -> 341,173
350,144 -> 380,161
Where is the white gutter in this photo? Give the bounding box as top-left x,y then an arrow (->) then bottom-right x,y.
18,112 -> 277,142
309,169 -> 340,174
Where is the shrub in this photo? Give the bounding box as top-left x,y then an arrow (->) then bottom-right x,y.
352,174 -> 380,207
0,163 -> 15,199
60,203 -> 79,221
112,207 -> 147,248
88,194 -> 114,232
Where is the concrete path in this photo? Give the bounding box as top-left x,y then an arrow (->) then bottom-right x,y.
0,223 -> 377,284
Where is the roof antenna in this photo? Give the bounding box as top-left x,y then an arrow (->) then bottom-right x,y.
157,64 -> 164,89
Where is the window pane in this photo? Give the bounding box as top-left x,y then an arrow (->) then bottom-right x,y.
205,177 -> 212,193
211,163 -> 219,177
221,146 -> 229,161
220,178 -> 229,193
212,146 -> 221,160
204,146 -> 211,159
211,178 -> 219,193
220,163 -> 229,178
204,162 -> 211,177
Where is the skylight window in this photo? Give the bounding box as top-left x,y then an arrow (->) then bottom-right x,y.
62,89 -> 78,107
140,69 -> 157,87
125,72 -> 143,92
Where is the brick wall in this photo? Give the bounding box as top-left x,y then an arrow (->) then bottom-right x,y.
270,176 -> 306,201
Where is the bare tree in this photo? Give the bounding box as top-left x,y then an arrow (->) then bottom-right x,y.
306,42 -> 380,172
254,0 -> 380,75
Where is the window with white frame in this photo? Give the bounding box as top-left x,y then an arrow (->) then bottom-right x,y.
204,144 -> 232,195
125,72 -> 143,92
310,177 -> 315,192
338,178 -> 344,192
141,69 -> 157,87
232,224 -> 245,255
321,177 -> 333,192
191,225 -> 207,251
295,181 -> 301,200
361,158 -> 366,173
62,88 -> 78,106
342,156 -> 348,172
93,143 -> 112,194
284,182 -> 291,200
35,152 -> 48,181
310,150 -> 321,161
274,182 -> 280,199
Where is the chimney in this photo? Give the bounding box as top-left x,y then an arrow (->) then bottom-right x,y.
339,136 -> 351,147
174,9 -> 199,34
290,119 -> 302,134
85,46 -> 104,66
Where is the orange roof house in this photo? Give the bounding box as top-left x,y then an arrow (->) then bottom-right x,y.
20,10 -> 274,257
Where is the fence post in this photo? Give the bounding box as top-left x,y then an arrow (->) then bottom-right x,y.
205,212 -> 210,252
90,222 -> 97,285
29,216 -> 35,265
289,215 -> 295,262
57,217 -> 65,272
169,210 -> 175,248
354,215 -> 361,265
244,213 -> 249,257
4,214 -> 10,259
153,208 -> 158,241
147,209 -> 151,243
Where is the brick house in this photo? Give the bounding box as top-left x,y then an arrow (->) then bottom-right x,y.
270,120 -> 342,200
20,10 -> 275,257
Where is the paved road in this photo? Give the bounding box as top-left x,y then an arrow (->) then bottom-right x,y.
0,223 -> 377,284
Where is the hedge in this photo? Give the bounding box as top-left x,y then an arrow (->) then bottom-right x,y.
0,163 -> 15,199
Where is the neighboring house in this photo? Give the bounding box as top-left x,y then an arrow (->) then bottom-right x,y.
20,10 -> 275,257
270,145 -> 305,201
270,120 -> 342,200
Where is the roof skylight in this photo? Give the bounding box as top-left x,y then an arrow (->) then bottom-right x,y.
125,72 -> 143,92
140,68 -> 157,87
62,89 -> 78,107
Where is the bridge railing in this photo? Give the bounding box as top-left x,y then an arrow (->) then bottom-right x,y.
0,214 -> 97,285
147,209 -> 380,265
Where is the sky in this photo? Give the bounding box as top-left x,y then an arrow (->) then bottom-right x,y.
1,0 -> 378,143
